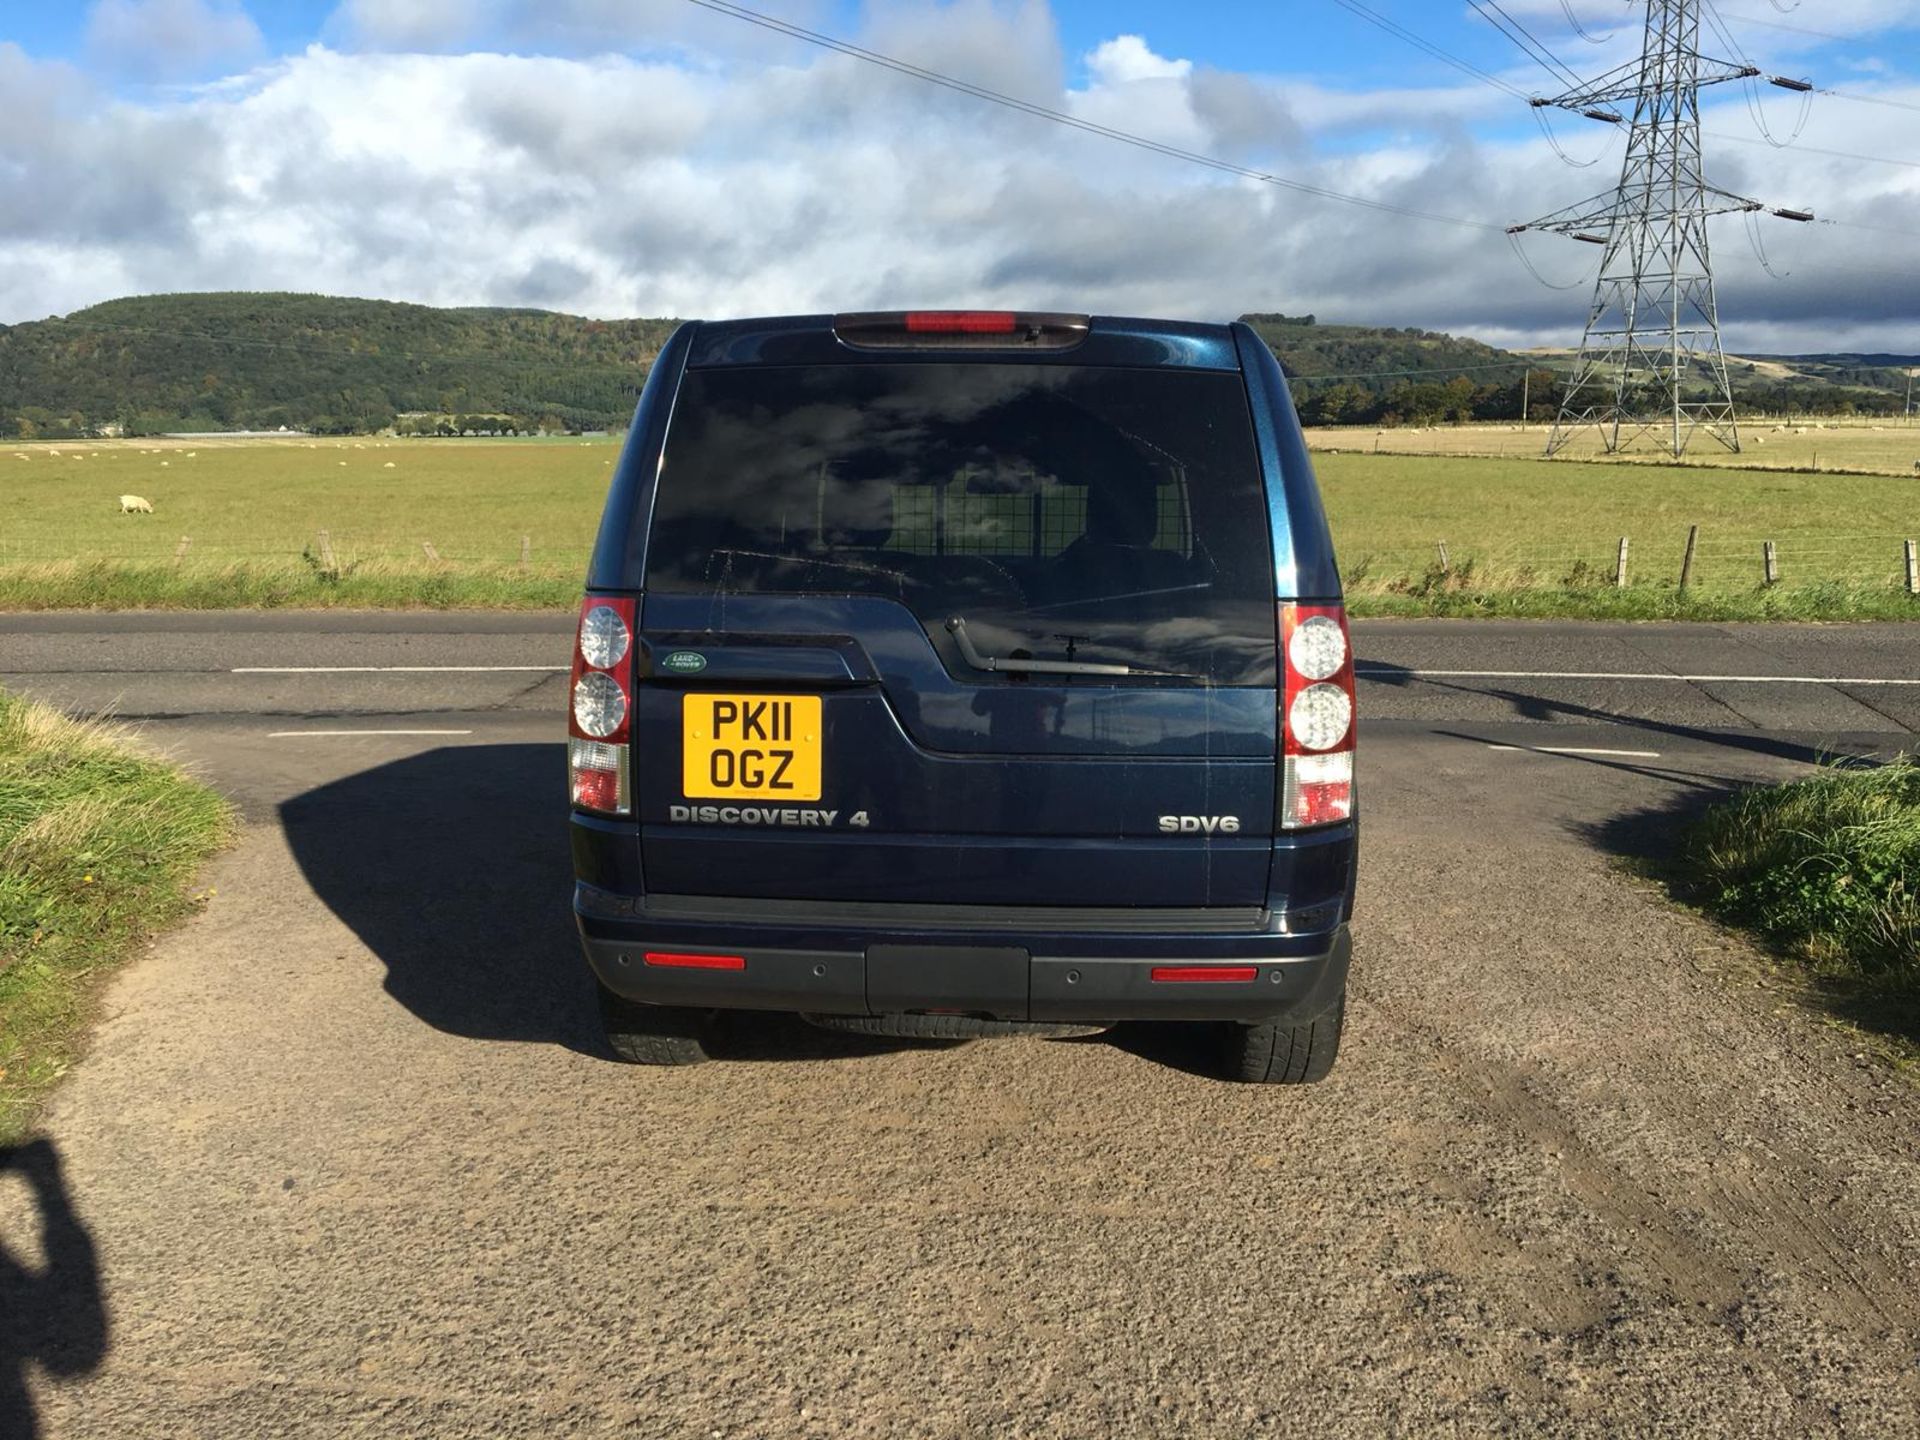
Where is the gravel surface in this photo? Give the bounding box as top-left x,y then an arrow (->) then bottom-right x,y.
2,618 -> 1918,1437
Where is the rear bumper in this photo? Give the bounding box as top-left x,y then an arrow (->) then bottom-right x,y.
576,886 -> 1351,1024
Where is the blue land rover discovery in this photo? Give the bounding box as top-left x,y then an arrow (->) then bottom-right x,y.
569,311 -> 1357,1083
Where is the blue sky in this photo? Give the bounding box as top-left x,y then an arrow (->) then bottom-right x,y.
2,1 -> 1918,348
14,2 -> 1916,98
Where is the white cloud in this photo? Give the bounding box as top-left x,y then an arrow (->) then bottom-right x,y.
1,6 -> 1917,354
85,0 -> 264,81
1085,35 -> 1190,85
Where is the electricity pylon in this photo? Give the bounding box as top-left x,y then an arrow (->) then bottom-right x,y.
1507,0 -> 1813,458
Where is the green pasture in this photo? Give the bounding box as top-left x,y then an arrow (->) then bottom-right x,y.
1,437 -> 1916,618
0,435 -> 617,569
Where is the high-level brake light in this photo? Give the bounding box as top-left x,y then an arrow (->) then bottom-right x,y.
905,311 -> 1017,334
1279,603 -> 1356,830
569,594 -> 635,815
833,311 -> 1091,350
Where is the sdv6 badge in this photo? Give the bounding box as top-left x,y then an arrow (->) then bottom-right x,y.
1158,815 -> 1242,834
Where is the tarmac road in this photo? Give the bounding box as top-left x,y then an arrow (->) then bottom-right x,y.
2,613 -> 1918,1438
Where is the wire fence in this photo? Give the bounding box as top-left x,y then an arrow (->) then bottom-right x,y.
1,527 -> 1916,596
1339,528 -> 1920,595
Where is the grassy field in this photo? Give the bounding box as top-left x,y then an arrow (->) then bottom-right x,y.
1307,416 -> 1920,477
1678,759 -> 1919,1047
1314,451 -> 1920,619
2,434 -> 1917,617
0,691 -> 232,1142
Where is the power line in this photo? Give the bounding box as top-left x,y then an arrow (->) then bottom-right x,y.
1326,0 -> 1530,98
1464,0 -> 1588,91
1717,10 -> 1867,44
1323,0 -> 1620,168
1699,0 -> 1754,67
679,0 -> 1502,232
1705,128 -> 1920,172
1557,1 -> 1621,46
1817,87 -> 1920,116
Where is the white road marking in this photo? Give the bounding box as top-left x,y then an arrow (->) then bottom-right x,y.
268,729 -> 474,738
234,665 -> 567,674
1485,745 -> 1663,758
1357,668 -> 1920,686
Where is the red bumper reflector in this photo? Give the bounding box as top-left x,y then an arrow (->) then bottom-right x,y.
1150,965 -> 1259,984
570,764 -> 621,812
905,310 -> 1017,334
643,952 -> 746,971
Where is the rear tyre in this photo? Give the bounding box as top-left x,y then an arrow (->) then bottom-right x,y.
598,985 -> 713,1066
1225,989 -> 1344,1085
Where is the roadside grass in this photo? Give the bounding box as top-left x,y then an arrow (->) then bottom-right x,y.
0,691 -> 232,1142
4,437 -> 1919,619
1676,758 -> 1920,1045
0,558 -> 582,610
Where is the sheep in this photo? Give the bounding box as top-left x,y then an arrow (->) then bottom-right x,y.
383,461 -> 396,468
119,495 -> 154,514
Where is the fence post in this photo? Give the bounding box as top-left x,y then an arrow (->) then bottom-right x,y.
1679,524 -> 1699,591
520,534 -> 531,569
421,541 -> 440,562
1763,540 -> 1778,587
174,535 -> 191,564
316,529 -> 336,572
1435,540 -> 1450,575
1615,535 -> 1630,588
1906,539 -> 1918,596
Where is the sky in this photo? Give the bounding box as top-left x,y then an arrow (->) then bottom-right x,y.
2,0 -> 1918,351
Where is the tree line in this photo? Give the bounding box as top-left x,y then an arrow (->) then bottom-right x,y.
1,294 -> 1909,439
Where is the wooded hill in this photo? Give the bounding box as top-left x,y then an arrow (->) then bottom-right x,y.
0,293 -> 1910,439
0,292 -> 679,438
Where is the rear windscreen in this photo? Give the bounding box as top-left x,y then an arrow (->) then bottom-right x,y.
645,364 -> 1277,685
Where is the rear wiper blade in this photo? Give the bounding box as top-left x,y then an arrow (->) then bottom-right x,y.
945,617 -> 1189,678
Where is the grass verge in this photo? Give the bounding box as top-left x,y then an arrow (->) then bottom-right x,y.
0,691 -> 233,1142
1343,570 -> 1920,622
1677,758 -> 1919,1044
4,560 -> 1918,623
0,559 -> 583,610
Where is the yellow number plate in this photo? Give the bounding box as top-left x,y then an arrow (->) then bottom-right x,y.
682,694 -> 823,802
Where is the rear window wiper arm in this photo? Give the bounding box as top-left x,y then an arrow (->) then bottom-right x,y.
945,617 -> 1189,679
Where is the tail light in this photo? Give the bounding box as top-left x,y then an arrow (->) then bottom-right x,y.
569,595 -> 635,814
1279,603 -> 1355,829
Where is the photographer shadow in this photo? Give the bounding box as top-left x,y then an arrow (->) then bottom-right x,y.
0,1138 -> 108,1440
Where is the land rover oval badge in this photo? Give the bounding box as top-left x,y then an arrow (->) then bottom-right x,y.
661,650 -> 708,675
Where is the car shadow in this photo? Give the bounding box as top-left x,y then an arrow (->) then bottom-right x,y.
281,743 -> 604,1055
280,743 -> 987,1065
1357,656 -> 1882,772
0,1138 -> 109,1440
1096,1023 -> 1235,1081
1577,780 -> 1920,1046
